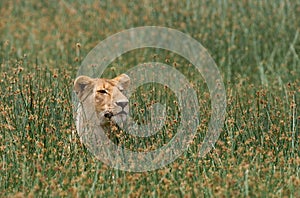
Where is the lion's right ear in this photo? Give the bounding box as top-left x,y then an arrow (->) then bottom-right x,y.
74,76 -> 94,100
113,74 -> 130,91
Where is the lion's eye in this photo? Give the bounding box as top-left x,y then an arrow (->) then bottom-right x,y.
97,89 -> 108,94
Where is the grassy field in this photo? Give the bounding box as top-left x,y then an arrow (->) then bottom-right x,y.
0,0 -> 299,197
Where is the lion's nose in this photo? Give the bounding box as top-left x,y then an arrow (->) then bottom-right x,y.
116,101 -> 128,109
104,112 -> 113,118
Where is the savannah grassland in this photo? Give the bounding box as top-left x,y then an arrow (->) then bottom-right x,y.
0,0 -> 299,197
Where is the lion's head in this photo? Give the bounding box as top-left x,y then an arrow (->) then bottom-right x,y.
74,74 -> 130,126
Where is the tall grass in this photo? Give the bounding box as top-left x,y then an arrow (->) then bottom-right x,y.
0,0 -> 299,197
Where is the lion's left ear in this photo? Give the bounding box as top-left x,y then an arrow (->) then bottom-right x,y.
113,74 -> 130,91
74,75 -> 94,101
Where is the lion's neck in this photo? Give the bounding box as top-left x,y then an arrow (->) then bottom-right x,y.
76,102 -> 118,141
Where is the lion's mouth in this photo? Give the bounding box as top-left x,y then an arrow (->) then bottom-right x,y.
104,111 -> 127,119
115,111 -> 127,116
104,112 -> 114,119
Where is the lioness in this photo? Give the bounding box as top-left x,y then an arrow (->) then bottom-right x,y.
74,74 -> 130,141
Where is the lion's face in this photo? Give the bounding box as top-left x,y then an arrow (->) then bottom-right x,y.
74,74 -> 130,125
